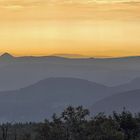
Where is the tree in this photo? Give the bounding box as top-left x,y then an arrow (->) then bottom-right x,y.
0,123 -> 9,140
49,113 -> 65,140
113,110 -> 139,140
36,120 -> 51,140
61,106 -> 89,140
87,113 -> 124,140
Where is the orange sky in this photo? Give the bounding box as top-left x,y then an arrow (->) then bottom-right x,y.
0,0 -> 140,57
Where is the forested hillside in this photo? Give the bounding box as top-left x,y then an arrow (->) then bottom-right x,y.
1,106 -> 140,140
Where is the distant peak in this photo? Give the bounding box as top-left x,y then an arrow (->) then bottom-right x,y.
0,53 -> 14,59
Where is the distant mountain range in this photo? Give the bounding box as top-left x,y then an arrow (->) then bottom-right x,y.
1,53 -> 140,91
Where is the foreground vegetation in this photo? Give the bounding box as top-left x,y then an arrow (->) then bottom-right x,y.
0,106 -> 140,140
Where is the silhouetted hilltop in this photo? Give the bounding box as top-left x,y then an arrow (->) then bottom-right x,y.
0,53 -> 14,60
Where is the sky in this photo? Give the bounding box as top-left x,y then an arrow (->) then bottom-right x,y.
0,0 -> 140,57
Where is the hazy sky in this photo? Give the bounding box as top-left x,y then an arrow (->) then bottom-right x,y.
0,0 -> 140,57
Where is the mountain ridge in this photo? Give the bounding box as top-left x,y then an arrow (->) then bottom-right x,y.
91,89 -> 140,115
1,52 -> 140,60
0,77 -> 139,121
0,77 -> 111,121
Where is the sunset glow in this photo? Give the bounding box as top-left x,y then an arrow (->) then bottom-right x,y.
0,0 -> 140,57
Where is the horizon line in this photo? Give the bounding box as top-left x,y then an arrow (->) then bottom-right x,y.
1,52 -> 140,59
